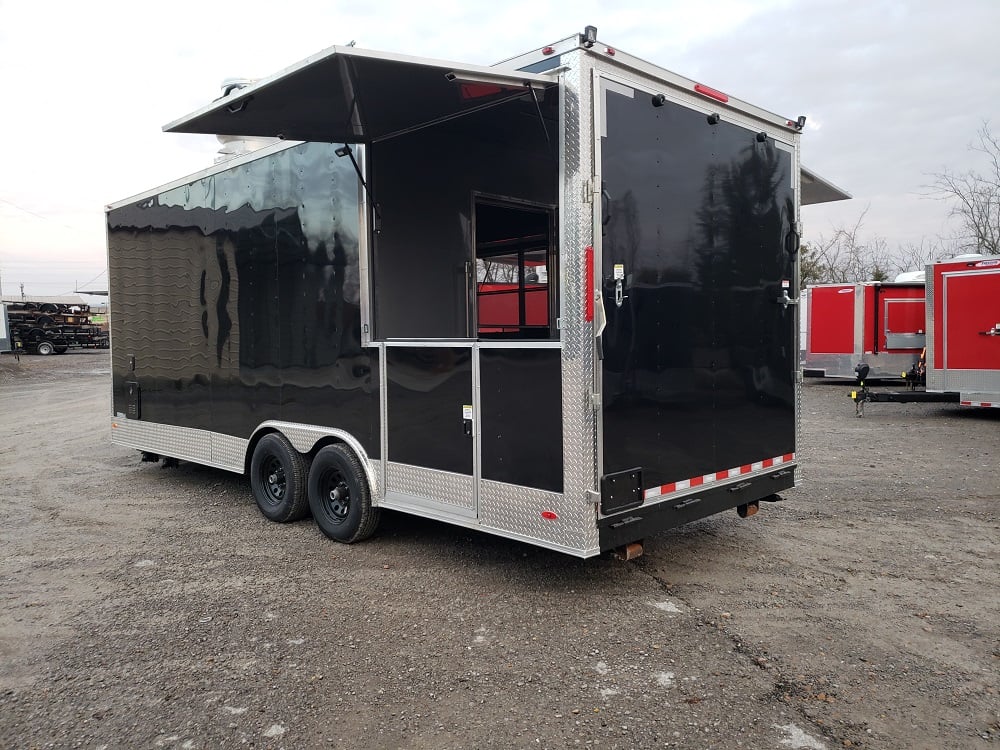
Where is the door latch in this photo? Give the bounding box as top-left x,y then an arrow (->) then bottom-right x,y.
615,278 -> 629,308
774,291 -> 798,309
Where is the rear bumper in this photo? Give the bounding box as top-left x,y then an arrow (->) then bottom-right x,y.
597,465 -> 796,551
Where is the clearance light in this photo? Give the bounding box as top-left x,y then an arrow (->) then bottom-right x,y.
694,83 -> 729,103
542,46 -> 554,55
605,47 -> 616,56
460,83 -> 505,100
541,511 -> 559,520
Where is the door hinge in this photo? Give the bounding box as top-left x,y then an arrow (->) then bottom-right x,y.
583,179 -> 593,203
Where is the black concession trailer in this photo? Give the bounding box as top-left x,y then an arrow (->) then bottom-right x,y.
107,29 -> 849,557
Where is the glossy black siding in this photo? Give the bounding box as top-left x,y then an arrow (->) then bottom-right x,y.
385,347 -> 473,475
479,348 -> 563,492
600,89 -> 796,489
108,142 -> 379,459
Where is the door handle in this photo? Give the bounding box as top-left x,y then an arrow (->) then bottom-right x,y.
774,291 -> 798,309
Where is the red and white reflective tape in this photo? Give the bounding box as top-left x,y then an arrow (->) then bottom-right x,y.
643,453 -> 796,500
960,400 -> 998,408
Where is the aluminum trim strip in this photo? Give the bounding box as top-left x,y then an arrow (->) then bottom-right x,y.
106,140 -> 304,210
475,340 -> 562,349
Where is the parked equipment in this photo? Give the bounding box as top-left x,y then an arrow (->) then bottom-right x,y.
4,299 -> 109,354
0,305 -> 10,354
804,280 -> 925,380
851,256 -> 1000,414
107,29 -> 849,557
927,256 -> 1000,407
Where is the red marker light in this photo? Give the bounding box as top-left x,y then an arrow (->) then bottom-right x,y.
460,83 -> 505,100
541,511 -> 559,520
694,83 -> 729,103
542,46 -> 554,55
606,47 -> 616,56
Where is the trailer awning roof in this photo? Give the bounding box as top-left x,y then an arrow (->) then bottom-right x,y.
801,165 -> 851,205
164,46 -> 557,144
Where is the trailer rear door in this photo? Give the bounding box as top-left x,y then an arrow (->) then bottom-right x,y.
597,79 -> 797,493
939,267 -> 1000,370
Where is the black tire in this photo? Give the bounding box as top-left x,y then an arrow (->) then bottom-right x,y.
54,345 -> 69,354
308,444 -> 379,543
35,341 -> 54,356
249,433 -> 309,522
39,303 -> 58,313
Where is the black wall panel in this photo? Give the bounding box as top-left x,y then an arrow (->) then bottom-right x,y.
107,142 -> 380,458
479,348 -> 562,492
385,347 -> 473,475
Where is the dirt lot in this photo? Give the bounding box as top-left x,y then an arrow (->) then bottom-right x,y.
0,349 -> 997,750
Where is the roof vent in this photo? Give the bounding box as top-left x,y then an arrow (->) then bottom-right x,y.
214,78 -> 279,163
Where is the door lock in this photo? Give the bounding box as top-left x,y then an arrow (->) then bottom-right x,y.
615,278 -> 628,308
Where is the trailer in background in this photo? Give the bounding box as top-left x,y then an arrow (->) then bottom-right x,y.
0,305 -> 10,354
3,300 -> 109,355
851,256 -> 1000,413
804,280 -> 925,380
927,256 -> 1000,407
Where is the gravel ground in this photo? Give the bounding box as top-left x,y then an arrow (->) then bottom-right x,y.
0,349 -> 997,750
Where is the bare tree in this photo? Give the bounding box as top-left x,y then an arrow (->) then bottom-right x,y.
928,122 -> 1000,255
803,209 -> 962,285
804,207 -> 898,283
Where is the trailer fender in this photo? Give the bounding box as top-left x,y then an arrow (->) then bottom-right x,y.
247,421 -> 379,499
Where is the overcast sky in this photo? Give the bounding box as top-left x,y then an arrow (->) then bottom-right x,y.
1,0 -> 998,297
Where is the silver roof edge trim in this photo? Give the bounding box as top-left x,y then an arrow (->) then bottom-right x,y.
106,139 -> 303,211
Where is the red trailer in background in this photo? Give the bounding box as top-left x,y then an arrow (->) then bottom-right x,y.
804,281 -> 926,379
926,256 -> 1000,407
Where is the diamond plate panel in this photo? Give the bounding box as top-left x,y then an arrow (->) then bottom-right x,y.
478,480 -> 591,552
386,462 -> 474,511
557,50 -> 602,554
369,459 -> 383,500
213,433 -> 249,471
111,418 -> 228,469
959,392 -> 1000,405
808,352 -> 917,380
